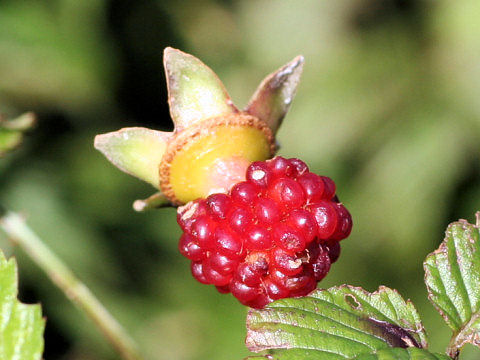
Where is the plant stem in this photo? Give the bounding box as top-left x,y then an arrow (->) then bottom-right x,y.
0,210 -> 143,360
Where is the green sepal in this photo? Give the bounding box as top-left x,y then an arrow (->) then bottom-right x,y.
245,56 -> 304,134
94,127 -> 171,189
163,47 -> 238,131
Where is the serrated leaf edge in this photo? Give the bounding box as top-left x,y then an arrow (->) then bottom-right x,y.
424,215 -> 480,357
246,284 -> 427,358
0,252 -> 45,360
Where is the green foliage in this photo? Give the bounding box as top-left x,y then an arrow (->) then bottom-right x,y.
0,1 -> 115,113
0,129 -> 22,156
0,250 -> 44,359
352,348 -> 449,360
248,348 -> 449,360
0,112 -> 35,156
424,215 -> 480,357
246,286 -> 429,359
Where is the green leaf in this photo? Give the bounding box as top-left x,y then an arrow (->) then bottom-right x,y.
424,214 -> 480,356
353,348 -> 450,360
246,286 -> 427,360
0,129 -> 22,156
94,127 -> 172,189
247,348 -> 449,360
246,55 -> 304,135
0,112 -> 36,156
0,250 -> 44,359
163,47 -> 238,131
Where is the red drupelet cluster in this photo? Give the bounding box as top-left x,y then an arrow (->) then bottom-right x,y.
177,156 -> 352,308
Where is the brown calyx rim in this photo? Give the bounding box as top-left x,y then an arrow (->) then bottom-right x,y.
159,113 -> 276,205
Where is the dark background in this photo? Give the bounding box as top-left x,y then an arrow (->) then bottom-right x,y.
1,0 -> 480,359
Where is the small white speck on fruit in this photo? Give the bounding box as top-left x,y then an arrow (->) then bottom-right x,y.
288,259 -> 302,268
252,169 -> 265,181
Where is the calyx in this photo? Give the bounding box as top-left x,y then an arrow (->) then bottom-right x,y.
95,47 -> 304,209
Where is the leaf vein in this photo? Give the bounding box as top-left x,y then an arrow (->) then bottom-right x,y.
264,304 -> 398,348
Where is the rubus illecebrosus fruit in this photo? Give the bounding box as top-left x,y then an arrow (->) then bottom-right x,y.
177,156 -> 352,308
95,48 -> 351,308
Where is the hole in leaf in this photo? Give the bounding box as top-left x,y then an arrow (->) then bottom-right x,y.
345,294 -> 362,310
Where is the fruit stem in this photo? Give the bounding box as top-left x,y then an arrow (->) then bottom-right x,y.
0,210 -> 143,360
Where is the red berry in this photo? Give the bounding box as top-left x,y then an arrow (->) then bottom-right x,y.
245,251 -> 270,273
191,215 -> 216,248
288,158 -> 309,176
177,156 -> 352,309
177,200 -> 208,232
268,178 -> 305,209
202,259 -> 232,286
244,292 -> 271,308
272,224 -> 306,253
264,278 -> 290,300
307,201 -> 339,239
227,206 -> 253,233
246,161 -> 272,187
231,181 -> 258,204
235,263 -> 262,286
209,252 -> 239,275
284,266 -> 315,293
268,156 -> 293,178
214,227 -> 243,258
254,197 -> 281,224
309,245 -> 331,281
246,224 -> 273,250
289,275 -> 317,297
230,280 -> 260,302
178,234 -> 205,261
206,193 -> 232,219
285,209 -> 317,244
191,261 -> 209,284
270,247 -> 303,276
325,240 -> 341,263
321,176 -> 336,200
331,203 -> 352,240
298,173 -> 325,203
216,285 -> 230,294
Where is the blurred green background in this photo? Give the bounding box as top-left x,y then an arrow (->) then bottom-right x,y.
1,0 -> 480,359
